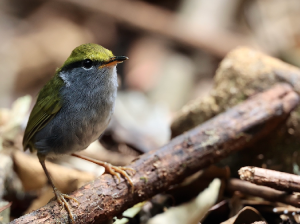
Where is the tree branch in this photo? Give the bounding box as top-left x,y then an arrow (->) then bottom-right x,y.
226,178 -> 300,208
59,0 -> 256,57
10,83 -> 299,224
239,166 -> 300,192
171,47 -> 300,138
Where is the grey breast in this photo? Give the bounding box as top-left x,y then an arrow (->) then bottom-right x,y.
33,66 -> 118,156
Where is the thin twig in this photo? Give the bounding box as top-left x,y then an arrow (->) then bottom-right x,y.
239,166 -> 300,193
59,0 -> 255,57
0,202 -> 12,213
227,178 -> 300,208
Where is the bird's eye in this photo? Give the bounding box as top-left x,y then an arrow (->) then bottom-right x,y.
82,59 -> 93,69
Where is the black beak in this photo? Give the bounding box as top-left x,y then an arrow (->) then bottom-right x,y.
100,56 -> 129,68
111,56 -> 129,63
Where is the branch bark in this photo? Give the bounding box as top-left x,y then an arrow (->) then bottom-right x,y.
171,47 -> 300,138
239,166 -> 300,193
10,84 -> 299,224
226,178 -> 300,208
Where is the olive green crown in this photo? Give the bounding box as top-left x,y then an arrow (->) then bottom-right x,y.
62,43 -> 114,68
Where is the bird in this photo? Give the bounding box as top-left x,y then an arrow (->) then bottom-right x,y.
22,43 -> 134,222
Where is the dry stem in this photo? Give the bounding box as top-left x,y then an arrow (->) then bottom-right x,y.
239,166 -> 300,193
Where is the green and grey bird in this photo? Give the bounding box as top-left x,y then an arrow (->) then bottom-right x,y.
22,43 -> 133,222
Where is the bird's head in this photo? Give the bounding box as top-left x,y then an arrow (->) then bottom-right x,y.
57,43 -> 128,86
61,43 -> 128,71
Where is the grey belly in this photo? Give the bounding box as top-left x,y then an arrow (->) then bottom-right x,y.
33,105 -> 112,156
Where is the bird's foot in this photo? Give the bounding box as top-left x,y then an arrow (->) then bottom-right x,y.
102,162 -> 135,192
71,153 -> 135,192
53,188 -> 79,223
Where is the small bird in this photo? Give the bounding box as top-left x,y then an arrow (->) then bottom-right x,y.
22,43 -> 134,222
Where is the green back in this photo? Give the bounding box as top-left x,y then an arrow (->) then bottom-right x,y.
23,73 -> 64,151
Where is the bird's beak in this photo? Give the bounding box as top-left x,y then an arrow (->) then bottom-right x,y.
99,56 -> 129,68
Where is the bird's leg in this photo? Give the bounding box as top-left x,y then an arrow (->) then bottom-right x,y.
38,153 -> 79,223
71,153 -> 135,192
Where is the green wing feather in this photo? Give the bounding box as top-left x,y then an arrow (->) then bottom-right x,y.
23,73 -> 64,151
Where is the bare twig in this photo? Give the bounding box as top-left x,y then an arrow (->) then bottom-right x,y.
10,84 -> 299,224
227,178 -> 300,208
59,0 -> 256,57
251,222 -> 266,224
0,202 -> 12,213
239,166 -> 300,193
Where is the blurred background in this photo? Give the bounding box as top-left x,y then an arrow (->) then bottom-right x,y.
2,0 -> 300,150
2,0 -> 300,223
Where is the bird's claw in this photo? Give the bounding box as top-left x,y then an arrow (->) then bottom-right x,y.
54,188 -> 78,223
103,163 -> 135,192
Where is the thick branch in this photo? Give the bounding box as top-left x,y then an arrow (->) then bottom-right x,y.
171,47 -> 300,137
11,84 -> 299,224
239,166 -> 300,192
226,179 -> 300,208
